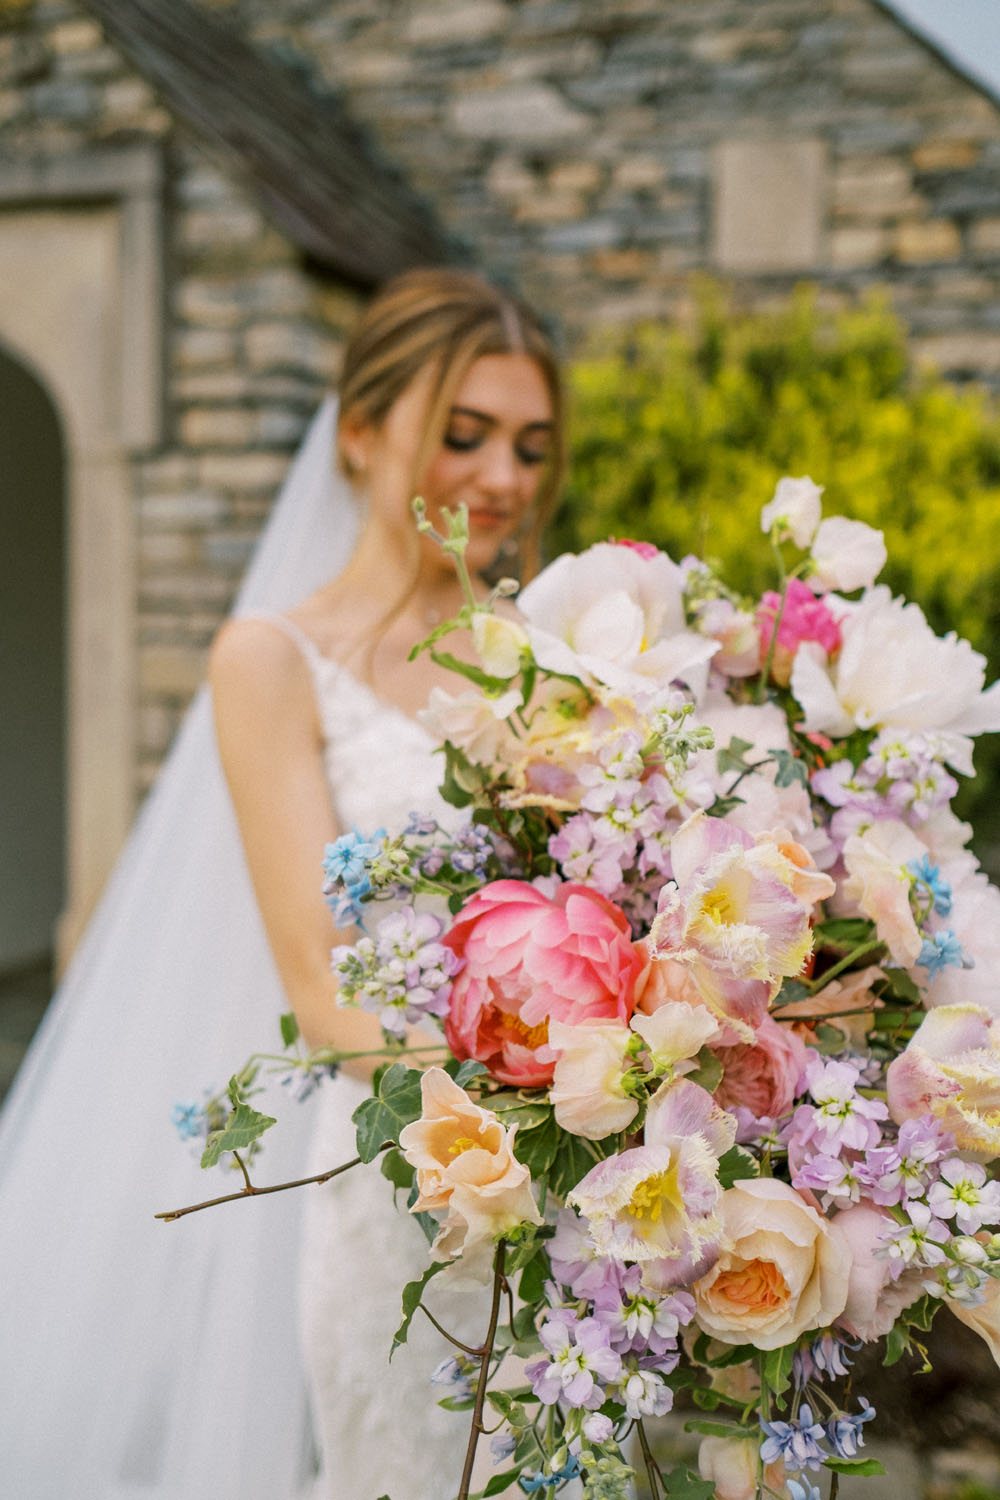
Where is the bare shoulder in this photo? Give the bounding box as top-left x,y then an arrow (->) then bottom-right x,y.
209,616 -> 314,727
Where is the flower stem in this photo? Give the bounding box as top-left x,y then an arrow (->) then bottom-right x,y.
417,1302 -> 481,1358
155,1152 -> 369,1221
457,1240 -> 507,1500
636,1419 -> 663,1499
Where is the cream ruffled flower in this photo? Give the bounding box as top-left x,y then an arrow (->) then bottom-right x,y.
760,476 -> 823,548
692,1177 -> 850,1349
548,1018 -> 639,1140
886,1003 -> 1000,1156
808,515 -> 886,592
791,586 -> 1000,739
399,1069 -> 541,1275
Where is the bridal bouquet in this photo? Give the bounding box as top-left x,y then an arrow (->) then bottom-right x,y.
174,479 -> 1000,1500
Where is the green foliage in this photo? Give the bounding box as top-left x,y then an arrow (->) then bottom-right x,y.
199,1099 -> 276,1169
554,283 -> 1000,861
352,1062 -> 424,1162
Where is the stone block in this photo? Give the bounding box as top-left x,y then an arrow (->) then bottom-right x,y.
542,217 -> 623,252
913,139 -> 980,172
405,2 -> 509,44
173,327 -> 238,370
971,218 -> 1000,256
833,158 -> 915,217
895,219 -> 961,264
139,492 -> 227,531
135,454 -> 197,492
515,193 -> 586,224
549,159 -> 602,194
830,225 -> 890,269
0,35 -> 49,86
450,83 -> 588,140
713,138 -> 826,273
31,77 -> 94,120
139,643 -> 206,698
176,277 -> 246,329
101,77 -> 157,118
138,534 -> 198,569
613,156 -> 668,191
244,321 -> 336,376
173,371 -> 254,403
690,28 -> 790,64
179,206 -> 267,251
591,247 -> 653,279
912,332 -> 1000,376
486,155 -> 537,198
179,406 -> 259,449
49,20 -> 103,54
203,532 -> 259,573
197,452 -> 293,493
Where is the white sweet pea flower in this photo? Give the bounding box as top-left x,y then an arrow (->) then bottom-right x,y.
418,684 -> 521,763
791,587 -> 1000,739
548,1018 -> 639,1139
630,1002 -> 721,1072
808,515 -> 887,593
841,818 -> 926,968
471,612 -> 529,679
759,476 -> 823,548
516,542 -> 718,698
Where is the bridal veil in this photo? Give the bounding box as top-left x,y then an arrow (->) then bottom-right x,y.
0,398 -> 354,1498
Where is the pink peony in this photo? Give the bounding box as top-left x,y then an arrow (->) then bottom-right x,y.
757,579 -> 843,687
712,1013 -> 809,1120
443,879 -> 644,1086
611,537 -> 661,559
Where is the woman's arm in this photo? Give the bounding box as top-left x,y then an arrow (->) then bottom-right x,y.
209,617 -> 387,1076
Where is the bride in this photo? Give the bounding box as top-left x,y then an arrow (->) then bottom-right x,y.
0,267 -> 565,1499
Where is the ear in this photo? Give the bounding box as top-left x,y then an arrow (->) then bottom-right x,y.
338,408 -> 374,478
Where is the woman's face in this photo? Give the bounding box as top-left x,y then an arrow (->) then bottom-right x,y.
347,352 -> 556,577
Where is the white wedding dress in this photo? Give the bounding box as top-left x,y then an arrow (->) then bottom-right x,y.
0,401 -> 488,1500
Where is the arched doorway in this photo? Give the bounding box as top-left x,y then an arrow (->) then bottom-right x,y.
0,346 -> 66,971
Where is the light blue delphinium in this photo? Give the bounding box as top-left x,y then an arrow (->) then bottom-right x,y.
827,1396 -> 876,1458
171,1100 -> 207,1141
759,1404 -> 828,1471
917,929 -> 966,979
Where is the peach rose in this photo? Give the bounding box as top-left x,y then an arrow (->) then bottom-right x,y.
692,1178 -> 850,1349
698,1435 -> 787,1500
835,1201 -> 925,1341
399,1068 -> 541,1275
712,1013 -> 809,1121
443,880 -> 644,1086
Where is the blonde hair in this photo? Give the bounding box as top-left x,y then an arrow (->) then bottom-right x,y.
337,267 -> 565,581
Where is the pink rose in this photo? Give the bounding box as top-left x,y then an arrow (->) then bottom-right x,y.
443,880 -> 643,1086
712,1014 -> 809,1120
758,579 -> 842,687
835,1201 -> 924,1341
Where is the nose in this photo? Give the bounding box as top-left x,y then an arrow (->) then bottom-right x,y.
477,436 -> 521,497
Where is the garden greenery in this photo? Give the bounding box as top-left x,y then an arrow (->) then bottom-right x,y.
554,285 -> 1000,863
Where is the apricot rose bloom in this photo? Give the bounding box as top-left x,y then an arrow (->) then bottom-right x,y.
692,1178 -> 850,1349
399,1068 -> 541,1275
443,880 -> 644,1086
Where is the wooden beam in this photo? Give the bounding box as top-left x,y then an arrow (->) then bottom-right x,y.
77,0 -> 460,285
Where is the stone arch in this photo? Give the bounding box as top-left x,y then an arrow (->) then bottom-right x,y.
0,344 -> 66,973
0,147 -> 163,963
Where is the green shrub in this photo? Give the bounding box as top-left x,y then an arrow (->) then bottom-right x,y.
551,284 -> 1000,868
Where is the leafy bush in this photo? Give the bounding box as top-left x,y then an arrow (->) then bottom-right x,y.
552,284 -> 1000,868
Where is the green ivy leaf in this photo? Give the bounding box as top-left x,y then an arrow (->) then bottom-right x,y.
200,1101 -> 276,1168
352,1063 -> 425,1163
380,1147 -> 415,1195
661,1464 -> 718,1499
772,748 -> 808,788
448,1059 -> 490,1088
717,736 -> 755,775
824,1459 -> 887,1477
514,1115 -> 561,1180
475,1472 -> 523,1496
279,1011 -> 300,1047
549,1132 -> 617,1200
762,1343 -> 796,1405
518,1246 -> 552,1306
390,1259 -> 449,1357
687,1047 -> 723,1094
716,1145 -> 760,1189
683,1418 -> 747,1439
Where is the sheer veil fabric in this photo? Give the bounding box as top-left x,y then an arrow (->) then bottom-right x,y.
0,399 -> 355,1498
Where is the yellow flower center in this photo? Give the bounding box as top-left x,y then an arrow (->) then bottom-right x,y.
701,887 -> 736,925
501,1013 -> 549,1049
628,1164 -> 681,1227
448,1136 -> 479,1156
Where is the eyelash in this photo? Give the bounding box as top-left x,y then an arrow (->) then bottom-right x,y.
443,433 -> 549,466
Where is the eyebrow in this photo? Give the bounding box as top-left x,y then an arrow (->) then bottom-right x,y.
450,404 -> 555,431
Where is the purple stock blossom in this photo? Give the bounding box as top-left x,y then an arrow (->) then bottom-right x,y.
527,1316 -> 622,1410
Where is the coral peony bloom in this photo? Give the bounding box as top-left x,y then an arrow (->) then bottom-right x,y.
692,1178 -> 850,1349
791,586 -> 1000,740
757,579 -> 843,687
650,812 -> 820,1038
399,1068 -> 541,1275
886,1003 -> 1000,1155
835,1201 -> 925,1341
516,541 -> 718,697
548,1018 -> 638,1139
443,880 -> 644,1086
712,1013 -> 809,1120
569,1081 -> 731,1271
